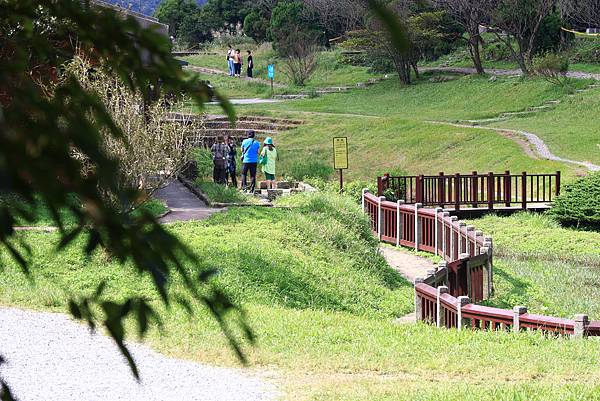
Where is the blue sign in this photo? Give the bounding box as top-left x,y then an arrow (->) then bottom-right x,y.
267,64 -> 275,79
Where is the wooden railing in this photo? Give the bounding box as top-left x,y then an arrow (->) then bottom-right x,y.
362,190 -> 493,301
415,282 -> 600,338
377,171 -> 561,210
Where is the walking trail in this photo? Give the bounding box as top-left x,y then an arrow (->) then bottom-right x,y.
154,180 -> 219,223
0,307 -> 276,401
379,245 -> 435,324
421,66 -> 600,81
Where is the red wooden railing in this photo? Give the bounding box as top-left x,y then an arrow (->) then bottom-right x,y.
362,190 -> 493,301
377,171 -> 561,210
415,283 -> 599,337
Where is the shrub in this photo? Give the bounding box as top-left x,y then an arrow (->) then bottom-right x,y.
194,148 -> 214,180
550,173 -> 600,230
532,53 -> 570,86
285,160 -> 334,181
568,38 -> 600,64
195,181 -> 249,204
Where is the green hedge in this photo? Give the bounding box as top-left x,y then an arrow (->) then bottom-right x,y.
550,173 -> 600,229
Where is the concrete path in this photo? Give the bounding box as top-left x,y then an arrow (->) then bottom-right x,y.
379,246 -> 434,325
380,245 -> 435,283
154,181 -> 219,223
207,98 -> 282,105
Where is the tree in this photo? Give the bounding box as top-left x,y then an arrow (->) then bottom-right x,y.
559,0 -> 600,27
434,0 -> 493,74
201,0 -> 252,34
178,10 -> 215,45
60,56 -> 195,208
282,28 -> 319,85
488,0 -> 557,74
302,0 -> 367,40
154,0 -> 200,38
0,1 -> 245,398
243,10 -> 270,43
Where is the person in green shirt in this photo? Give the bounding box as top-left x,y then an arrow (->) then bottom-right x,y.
259,137 -> 278,189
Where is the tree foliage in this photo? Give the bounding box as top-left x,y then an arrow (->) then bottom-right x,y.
0,0 -> 245,396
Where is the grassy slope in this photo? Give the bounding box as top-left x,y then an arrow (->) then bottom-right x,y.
231,75 -> 583,181
491,87 -> 600,166
2,193 -> 600,399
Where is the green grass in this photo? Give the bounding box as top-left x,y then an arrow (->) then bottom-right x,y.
183,47 -> 376,89
490,87 -> 600,166
195,181 -> 255,204
470,213 -> 600,319
2,193 -> 600,399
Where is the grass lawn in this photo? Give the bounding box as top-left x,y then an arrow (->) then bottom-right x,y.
194,180 -> 259,204
1,193 -> 600,399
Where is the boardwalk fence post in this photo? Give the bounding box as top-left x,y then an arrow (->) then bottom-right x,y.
457,296 -> 470,330
487,172 -> 494,210
377,176 -> 383,196
480,247 -> 490,299
460,253 -> 471,298
378,196 -> 385,240
396,200 -> 404,246
361,188 -> 368,213
573,314 -> 589,338
437,286 -> 449,328
484,237 -> 493,291
434,207 -> 442,256
454,173 -> 461,211
442,212 -> 450,258
414,203 -> 422,252
513,306 -> 527,332
521,171 -> 527,209
438,261 -> 448,286
556,170 -> 561,199
471,171 -> 478,208
505,170 -> 511,207
466,225 -> 475,256
438,172 -> 446,207
474,230 -> 483,255
414,278 -> 424,322
450,216 -> 458,260
458,222 -> 466,255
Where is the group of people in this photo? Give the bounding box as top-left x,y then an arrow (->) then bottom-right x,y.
226,45 -> 253,78
210,131 -> 278,193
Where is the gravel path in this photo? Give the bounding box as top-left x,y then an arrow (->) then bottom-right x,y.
0,307 -> 277,401
426,121 -> 600,172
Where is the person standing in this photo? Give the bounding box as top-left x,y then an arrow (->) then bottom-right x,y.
226,45 -> 234,77
259,137 -> 278,189
225,135 -> 237,188
240,130 -> 260,193
234,49 -> 242,78
210,135 -> 229,184
246,50 -> 254,78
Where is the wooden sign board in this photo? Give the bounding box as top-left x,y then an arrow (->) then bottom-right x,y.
333,137 -> 348,170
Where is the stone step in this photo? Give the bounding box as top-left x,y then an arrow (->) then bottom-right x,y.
499,110 -> 538,118
192,128 -> 279,137
527,105 -> 553,111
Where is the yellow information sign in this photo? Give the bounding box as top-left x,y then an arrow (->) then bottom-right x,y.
333,137 -> 348,170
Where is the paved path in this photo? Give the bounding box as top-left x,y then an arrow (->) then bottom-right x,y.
207,98 -> 282,105
0,307 -> 276,401
421,66 -> 600,81
380,245 -> 435,282
379,246 -> 435,325
154,181 -> 219,223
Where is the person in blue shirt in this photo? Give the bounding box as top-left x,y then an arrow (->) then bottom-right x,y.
240,130 -> 260,193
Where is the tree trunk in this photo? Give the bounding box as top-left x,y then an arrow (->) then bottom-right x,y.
468,34 -> 485,74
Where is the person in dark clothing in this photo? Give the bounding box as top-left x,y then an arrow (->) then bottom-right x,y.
240,130 -> 260,193
225,135 -> 237,188
246,50 -> 253,78
210,135 -> 229,184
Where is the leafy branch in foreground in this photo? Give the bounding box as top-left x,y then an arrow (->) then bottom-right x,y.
0,0 -> 247,382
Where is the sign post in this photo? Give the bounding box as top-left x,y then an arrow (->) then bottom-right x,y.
333,137 -> 349,192
267,64 -> 275,92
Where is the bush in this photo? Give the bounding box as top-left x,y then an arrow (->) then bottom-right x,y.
532,53 -> 570,86
550,173 -> 600,230
568,38 -> 600,64
194,148 -> 214,180
285,160 -> 334,181
195,181 -> 249,204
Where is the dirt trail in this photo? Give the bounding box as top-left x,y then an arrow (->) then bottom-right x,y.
421,66 -> 600,81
